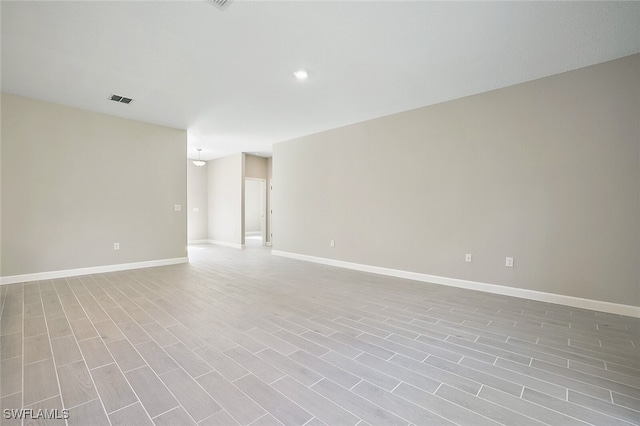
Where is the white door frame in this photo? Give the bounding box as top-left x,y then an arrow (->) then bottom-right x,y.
268,179 -> 273,247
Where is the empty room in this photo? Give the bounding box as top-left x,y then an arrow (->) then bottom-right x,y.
1,1 -> 639,426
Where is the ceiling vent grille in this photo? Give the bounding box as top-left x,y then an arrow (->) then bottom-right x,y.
206,0 -> 233,11
110,94 -> 133,104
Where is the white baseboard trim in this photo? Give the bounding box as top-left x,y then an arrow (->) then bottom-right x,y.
271,250 -> 640,318
207,240 -> 244,249
0,257 -> 189,286
188,239 -> 210,245
187,239 -> 244,249
266,242 -> 273,247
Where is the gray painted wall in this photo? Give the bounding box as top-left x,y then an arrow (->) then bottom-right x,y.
187,160 -> 208,241
245,154 -> 268,179
1,93 -> 187,276
273,54 -> 640,306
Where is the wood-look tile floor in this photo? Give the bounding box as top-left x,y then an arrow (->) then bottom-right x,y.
1,244 -> 639,426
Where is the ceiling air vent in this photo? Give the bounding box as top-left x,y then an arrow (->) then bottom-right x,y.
110,94 -> 133,104
206,0 -> 233,11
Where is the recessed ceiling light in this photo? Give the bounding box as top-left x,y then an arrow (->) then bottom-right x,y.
293,70 -> 308,80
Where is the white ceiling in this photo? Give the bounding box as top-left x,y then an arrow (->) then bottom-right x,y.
2,1 -> 640,160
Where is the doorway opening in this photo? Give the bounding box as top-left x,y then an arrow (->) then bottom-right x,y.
244,178 -> 267,247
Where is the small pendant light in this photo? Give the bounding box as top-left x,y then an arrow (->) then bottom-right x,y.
193,149 -> 206,167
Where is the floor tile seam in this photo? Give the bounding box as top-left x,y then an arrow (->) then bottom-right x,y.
450,323 -> 534,344
21,348 -> 58,366
309,376 -> 410,426
610,390 -> 640,405
567,361 -> 640,389
150,403 -> 195,421
384,333 -> 462,362
62,397 -> 101,412
30,286 -> 66,419
0,318 -> 24,337
395,354 -> 499,395
271,373 -> 367,426
354,317 -> 420,340
477,356 -> 574,397
199,408 -> 244,426
1,391 -> 22,400
1,353 -> 23,363
230,372 -> 316,425
103,400 -> 139,417
568,341 -> 640,358
527,325 -> 632,346
503,337 -> 627,367
518,387 -> 629,425
54,281 -> 114,426
246,412 -> 280,426
329,309 -> 391,326
18,393 -> 65,409
72,332 -> 114,344
300,417 -> 319,426
445,335 -> 540,365
279,329 -> 361,358
20,327 -> 48,340
380,313 -> 416,325
354,377 -> 453,426
209,332 -> 269,356
247,327 -> 298,353
332,316 -> 393,339
348,378 -> 364,391
458,336 -> 568,362
0,330 -> 23,341
323,331 -> 396,359
529,359 -> 640,396
418,380 -> 515,426
609,397 -> 640,414
319,348 -> 404,387
568,336 -> 640,353
426,354 -> 529,396
498,359 -> 622,401
230,371 -> 253,383
476,385 -> 580,426
191,367 -> 218,381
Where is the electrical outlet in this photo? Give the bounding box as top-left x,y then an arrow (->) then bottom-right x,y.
174,204 -> 182,212
465,254 -> 472,262
330,240 -> 335,247
506,257 -> 514,267
114,243 -> 120,251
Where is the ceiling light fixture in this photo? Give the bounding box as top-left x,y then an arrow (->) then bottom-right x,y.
193,149 -> 206,167
206,0 -> 233,10
293,70 -> 308,80
109,94 -> 133,104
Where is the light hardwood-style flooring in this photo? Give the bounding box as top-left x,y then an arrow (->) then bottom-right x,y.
1,244 -> 639,426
